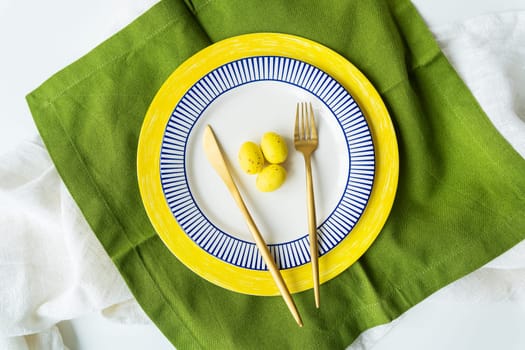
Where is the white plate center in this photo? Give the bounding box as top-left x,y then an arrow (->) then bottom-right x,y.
186,81 -> 349,244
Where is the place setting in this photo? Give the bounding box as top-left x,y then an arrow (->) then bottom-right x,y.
137,33 -> 399,325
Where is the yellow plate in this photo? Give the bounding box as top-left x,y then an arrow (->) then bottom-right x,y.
137,33 -> 398,296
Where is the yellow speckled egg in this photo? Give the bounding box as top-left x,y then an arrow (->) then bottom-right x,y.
256,164 -> 287,192
260,132 -> 288,164
238,141 -> 264,174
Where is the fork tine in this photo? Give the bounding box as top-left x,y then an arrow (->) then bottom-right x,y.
303,102 -> 311,140
301,103 -> 307,140
309,103 -> 317,141
294,104 -> 300,141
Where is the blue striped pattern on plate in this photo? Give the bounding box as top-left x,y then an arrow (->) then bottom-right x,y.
160,56 -> 374,270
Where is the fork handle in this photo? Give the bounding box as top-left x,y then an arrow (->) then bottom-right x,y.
304,155 -> 320,308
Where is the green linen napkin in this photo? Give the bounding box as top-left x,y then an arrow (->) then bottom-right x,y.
27,0 -> 525,348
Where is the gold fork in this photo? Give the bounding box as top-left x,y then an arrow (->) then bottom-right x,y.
294,102 -> 320,308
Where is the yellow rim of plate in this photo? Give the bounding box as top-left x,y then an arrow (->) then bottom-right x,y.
137,33 -> 398,296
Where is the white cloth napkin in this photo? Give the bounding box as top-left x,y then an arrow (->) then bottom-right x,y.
0,138 -> 151,350
1,10 -> 524,350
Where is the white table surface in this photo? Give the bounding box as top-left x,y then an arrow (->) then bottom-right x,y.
2,1 -> 525,349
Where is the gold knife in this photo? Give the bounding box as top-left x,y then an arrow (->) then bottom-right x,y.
202,124 -> 303,327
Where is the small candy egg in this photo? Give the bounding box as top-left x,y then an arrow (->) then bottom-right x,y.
256,164 -> 287,192
260,132 -> 288,164
238,141 -> 264,174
